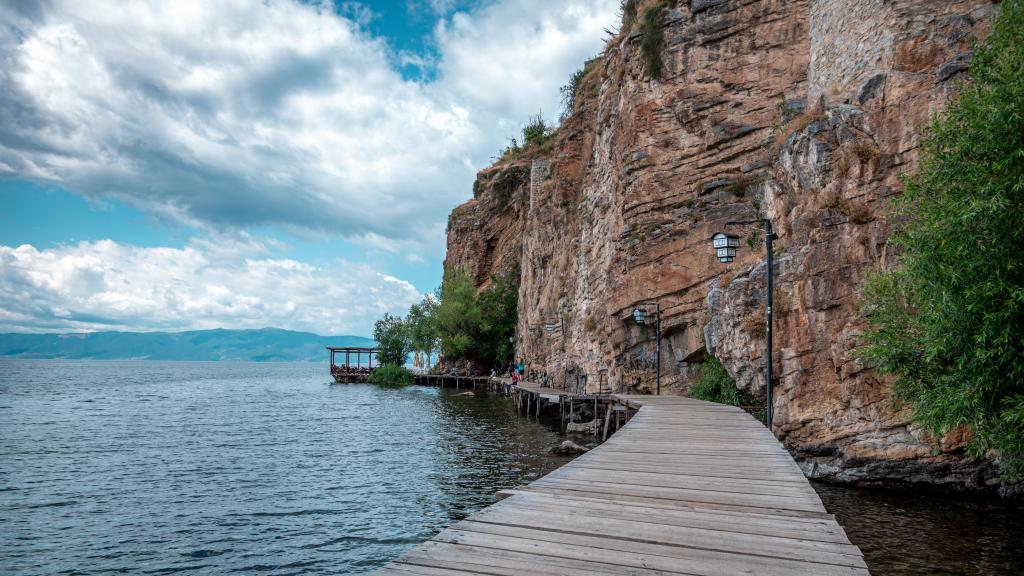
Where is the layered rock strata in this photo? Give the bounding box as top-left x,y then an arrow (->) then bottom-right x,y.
443,0 -> 1004,489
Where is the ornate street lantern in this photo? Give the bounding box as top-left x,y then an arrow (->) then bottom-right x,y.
711,232 -> 741,263
632,307 -> 648,325
710,221 -> 778,429
631,303 -> 661,395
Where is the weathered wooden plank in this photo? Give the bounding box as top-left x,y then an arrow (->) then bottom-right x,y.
488,493 -> 852,543
432,529 -> 867,576
462,509 -> 864,561
506,485 -> 838,519
542,467 -> 822,498
528,477 -> 828,513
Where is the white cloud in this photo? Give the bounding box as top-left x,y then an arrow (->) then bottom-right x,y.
0,0 -> 620,334
435,1 -> 615,125
0,0 -> 618,246
0,240 -> 421,335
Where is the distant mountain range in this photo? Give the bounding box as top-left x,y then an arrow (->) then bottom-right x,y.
0,328 -> 374,362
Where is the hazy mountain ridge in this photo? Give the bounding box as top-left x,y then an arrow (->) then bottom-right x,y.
0,328 -> 374,361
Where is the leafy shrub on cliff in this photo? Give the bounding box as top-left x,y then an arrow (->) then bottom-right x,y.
622,0 -> 639,28
560,58 -> 599,121
640,1 -> 671,80
368,364 -> 414,387
859,0 -> 1024,477
522,112 -> 550,147
692,356 -> 765,422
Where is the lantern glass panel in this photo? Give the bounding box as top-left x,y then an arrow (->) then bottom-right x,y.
633,308 -> 647,325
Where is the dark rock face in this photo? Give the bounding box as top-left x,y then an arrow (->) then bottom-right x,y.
444,0 -> 1007,490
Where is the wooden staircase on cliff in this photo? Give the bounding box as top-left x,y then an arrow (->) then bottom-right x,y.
371,392 -> 869,576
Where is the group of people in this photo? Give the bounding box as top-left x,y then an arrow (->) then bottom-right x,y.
489,359 -> 550,389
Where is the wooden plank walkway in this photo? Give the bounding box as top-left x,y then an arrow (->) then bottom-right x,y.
372,393 -> 868,575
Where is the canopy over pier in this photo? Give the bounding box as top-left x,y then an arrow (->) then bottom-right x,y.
327,346 -> 380,383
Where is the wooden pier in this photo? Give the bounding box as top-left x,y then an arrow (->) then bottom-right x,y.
372,389 -> 868,575
413,374 -> 492,390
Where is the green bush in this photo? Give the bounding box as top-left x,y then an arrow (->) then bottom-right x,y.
368,364 -> 414,387
434,266 -> 519,366
640,2 -> 670,79
374,313 -> 412,366
691,356 -> 765,422
859,0 -> 1024,477
622,0 -> 639,29
691,355 -> 741,404
522,112 -> 549,147
560,59 -> 598,121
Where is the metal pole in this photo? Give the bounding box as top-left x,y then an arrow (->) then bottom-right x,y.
764,219 -> 774,428
655,303 -> 661,395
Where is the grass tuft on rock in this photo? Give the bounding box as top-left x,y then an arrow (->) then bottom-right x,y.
640,1 -> 670,79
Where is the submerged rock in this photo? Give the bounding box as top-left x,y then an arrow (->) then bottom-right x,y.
551,440 -> 588,455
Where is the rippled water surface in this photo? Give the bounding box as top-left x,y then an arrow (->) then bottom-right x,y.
815,482 -> 1024,575
0,360 -> 573,575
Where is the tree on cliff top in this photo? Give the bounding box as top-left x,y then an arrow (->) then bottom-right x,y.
860,0 -> 1024,477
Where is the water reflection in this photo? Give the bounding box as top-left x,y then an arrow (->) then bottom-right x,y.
814,481 -> 1024,575
0,361 -> 575,575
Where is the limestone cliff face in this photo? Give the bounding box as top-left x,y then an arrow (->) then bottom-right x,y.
444,0 -> 1003,489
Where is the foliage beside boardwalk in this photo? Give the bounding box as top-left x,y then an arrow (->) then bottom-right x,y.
691,356 -> 765,422
369,266 -> 519,373
859,0 -> 1024,477
435,267 -> 519,368
367,364 -> 415,387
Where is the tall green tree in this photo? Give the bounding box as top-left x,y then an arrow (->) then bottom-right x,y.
860,0 -> 1024,477
435,268 -> 482,360
373,313 -> 412,367
476,267 -> 520,366
406,294 -> 439,368
433,266 -> 520,366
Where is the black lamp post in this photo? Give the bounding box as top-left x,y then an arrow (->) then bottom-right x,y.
710,219 -> 778,428
632,303 -> 661,395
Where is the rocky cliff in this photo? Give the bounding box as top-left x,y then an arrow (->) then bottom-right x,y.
443,0 -> 1005,490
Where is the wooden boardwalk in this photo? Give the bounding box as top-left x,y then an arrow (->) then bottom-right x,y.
372,393 -> 869,575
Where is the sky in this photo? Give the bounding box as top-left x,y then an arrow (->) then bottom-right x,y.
0,0 -> 620,336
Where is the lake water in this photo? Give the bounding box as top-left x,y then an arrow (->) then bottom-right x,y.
2,359 -> 1022,575
0,360 -> 575,575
